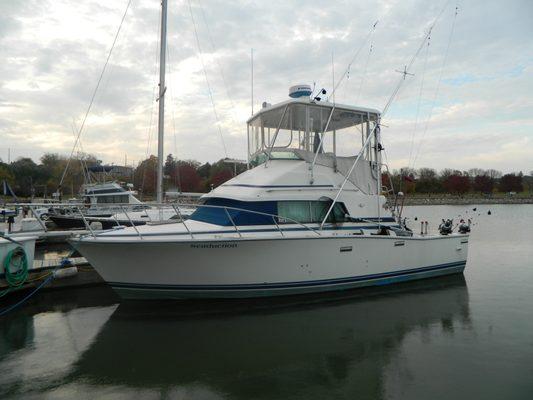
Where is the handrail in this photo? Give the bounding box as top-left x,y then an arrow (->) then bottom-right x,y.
27,205 -> 48,232
272,215 -> 284,237
77,206 -> 96,237
224,207 -> 242,238
197,204 -> 322,237
111,212 -> 122,227
121,205 -> 142,239
171,204 -> 194,239
264,104 -> 289,167
310,105 -> 335,181
9,201 -> 327,238
90,202 -> 322,238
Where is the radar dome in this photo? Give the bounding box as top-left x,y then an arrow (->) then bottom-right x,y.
289,84 -> 312,98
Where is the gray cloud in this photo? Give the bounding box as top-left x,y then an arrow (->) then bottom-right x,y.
0,0 -> 531,172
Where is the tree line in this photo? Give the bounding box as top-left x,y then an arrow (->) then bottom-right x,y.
384,167 -> 532,195
1,152 -> 531,199
133,154 -> 247,198
0,153 -> 247,199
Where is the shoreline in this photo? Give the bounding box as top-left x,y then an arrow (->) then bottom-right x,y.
399,196 -> 533,206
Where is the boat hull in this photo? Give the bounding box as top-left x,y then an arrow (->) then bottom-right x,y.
72,234 -> 469,299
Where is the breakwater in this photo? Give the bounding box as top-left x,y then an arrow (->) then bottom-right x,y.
399,195 -> 533,206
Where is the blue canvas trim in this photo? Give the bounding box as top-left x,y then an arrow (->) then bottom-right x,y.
190,198 -> 276,226
109,261 -> 466,291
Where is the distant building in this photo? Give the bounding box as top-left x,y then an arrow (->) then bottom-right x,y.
87,164 -> 134,180
109,165 -> 134,179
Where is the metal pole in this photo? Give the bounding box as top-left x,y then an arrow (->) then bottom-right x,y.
29,205 -> 48,232
331,51 -> 335,104
311,105 -> 335,169
156,0 -> 168,204
224,207 -> 242,238
77,206 -> 95,237
272,216 -> 284,237
375,120 -> 381,226
246,124 -> 250,169
251,48 -> 254,116
264,104 -> 289,167
172,204 -> 193,239
121,205 -> 142,238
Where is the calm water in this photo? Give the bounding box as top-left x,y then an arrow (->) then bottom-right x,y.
1,204 -> 532,399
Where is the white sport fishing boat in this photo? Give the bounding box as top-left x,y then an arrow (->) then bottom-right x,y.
72,87 -> 469,299
71,0 -> 469,299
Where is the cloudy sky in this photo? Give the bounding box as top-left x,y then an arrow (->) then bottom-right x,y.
1,0 -> 532,173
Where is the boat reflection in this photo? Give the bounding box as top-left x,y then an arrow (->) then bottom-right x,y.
71,276 -> 470,399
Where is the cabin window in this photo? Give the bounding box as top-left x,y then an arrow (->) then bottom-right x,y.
189,198 -> 348,226
189,198 -> 276,226
277,201 -> 347,224
96,195 -> 129,204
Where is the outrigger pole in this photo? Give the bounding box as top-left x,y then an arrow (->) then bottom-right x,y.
320,2 -> 452,229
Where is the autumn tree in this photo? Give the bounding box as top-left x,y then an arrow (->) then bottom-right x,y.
415,168 -> 440,193
134,155 -> 158,197
472,174 -> 494,193
499,173 -> 523,193
174,161 -> 202,192
442,172 -> 470,194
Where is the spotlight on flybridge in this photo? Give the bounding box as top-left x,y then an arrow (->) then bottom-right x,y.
289,84 -> 312,98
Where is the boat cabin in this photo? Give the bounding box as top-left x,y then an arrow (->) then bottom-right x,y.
190,87 -> 390,228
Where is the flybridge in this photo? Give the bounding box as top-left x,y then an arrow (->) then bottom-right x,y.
246,92 -> 381,169
247,97 -> 380,132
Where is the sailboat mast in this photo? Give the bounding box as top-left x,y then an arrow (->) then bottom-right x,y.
156,0 -> 167,203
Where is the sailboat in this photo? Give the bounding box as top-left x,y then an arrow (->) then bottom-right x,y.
71,0 -> 470,299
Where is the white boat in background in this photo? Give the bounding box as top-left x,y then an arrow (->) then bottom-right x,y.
47,181 -> 191,229
72,87 -> 469,299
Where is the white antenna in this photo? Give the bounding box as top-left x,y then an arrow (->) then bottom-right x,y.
331,51 -> 335,103
251,48 -> 254,115
395,65 -> 415,80
328,20 -> 378,101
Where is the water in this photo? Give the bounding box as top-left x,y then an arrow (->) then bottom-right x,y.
1,204 -> 532,399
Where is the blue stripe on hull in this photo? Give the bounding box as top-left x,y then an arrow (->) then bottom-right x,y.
109,261 -> 466,299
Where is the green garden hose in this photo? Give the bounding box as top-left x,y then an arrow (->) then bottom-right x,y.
1,247 -> 28,297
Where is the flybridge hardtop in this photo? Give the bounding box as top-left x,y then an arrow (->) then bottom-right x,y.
247,97 -> 380,130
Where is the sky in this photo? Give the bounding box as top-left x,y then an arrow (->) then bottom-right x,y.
0,0 -> 532,173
